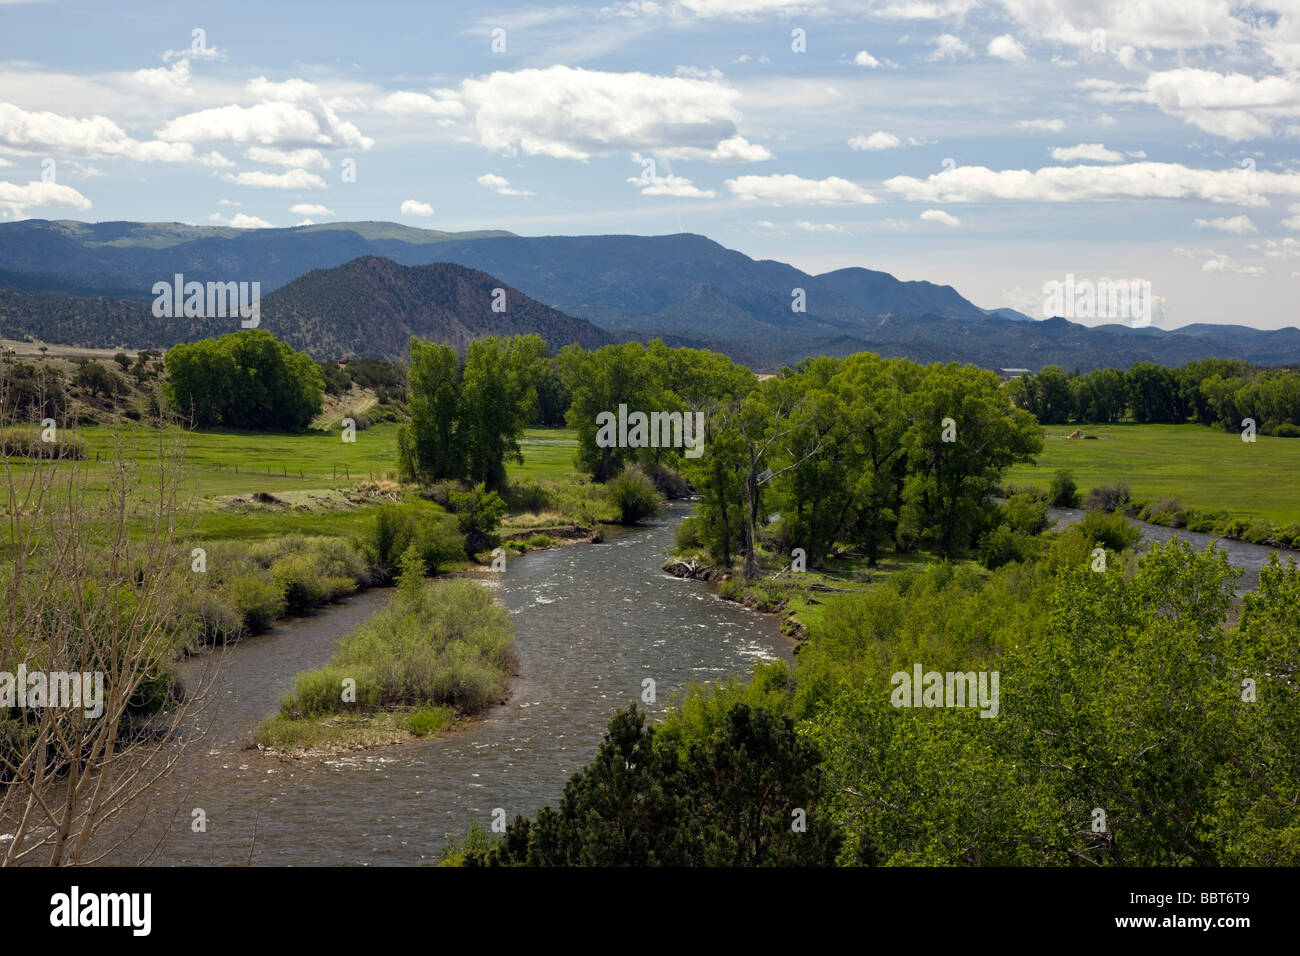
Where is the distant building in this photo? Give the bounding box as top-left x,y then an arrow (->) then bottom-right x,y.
997,368 -> 1031,380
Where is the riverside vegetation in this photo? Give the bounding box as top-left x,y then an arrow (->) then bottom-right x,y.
5,329 -> 1298,864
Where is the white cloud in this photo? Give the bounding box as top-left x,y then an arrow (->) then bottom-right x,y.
997,0 -> 1243,52
0,102 -> 228,164
0,157 -> 12,167
0,179 -> 92,216
884,160 -> 1300,205
794,221 -> 843,232
1283,202 -> 1300,230
1048,142 -> 1124,162
289,203 -> 333,216
927,34 -> 970,61
653,135 -> 772,162
987,34 -> 1027,61
401,199 -> 434,216
628,173 -> 716,198
477,172 -> 534,196
726,173 -> 878,205
228,213 -> 273,228
1252,237 -> 1300,259
1016,118 -> 1066,132
1194,215 -> 1257,234
217,198 -> 238,206
853,50 -> 881,67
1201,253 -> 1265,275
375,90 -> 465,117
1086,69 -> 1300,141
295,219 -> 315,226
457,66 -> 767,162
157,76 -> 373,150
133,59 -> 193,95
849,130 -> 902,151
247,146 -> 331,169
920,208 -> 961,226
219,168 -> 326,189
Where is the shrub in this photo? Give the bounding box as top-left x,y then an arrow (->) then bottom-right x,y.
449,483 -> 507,558
504,480 -> 552,513
607,463 -> 663,525
226,572 -> 286,632
1272,423 -> 1300,438
675,515 -> 703,551
1047,469 -> 1080,508
359,503 -> 465,580
1077,509 -> 1142,552
272,554 -> 331,615
978,525 -> 1028,570
190,588 -> 246,645
1243,521 -> 1275,545
408,706 -> 454,736
1002,493 -> 1050,536
1086,483 -> 1131,513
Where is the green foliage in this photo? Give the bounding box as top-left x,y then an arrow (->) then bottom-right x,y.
1046,469 -> 1080,507
1076,508 -> 1142,551
606,462 -> 664,525
458,701 -> 845,866
163,330 -> 324,430
449,483 -> 506,557
399,334 -> 548,490
1001,493 -> 1050,535
408,706 -> 454,736
358,502 -> 464,582
225,572 -> 286,632
276,576 -> 516,719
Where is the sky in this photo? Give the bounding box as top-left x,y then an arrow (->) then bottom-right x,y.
2,0 -> 1300,330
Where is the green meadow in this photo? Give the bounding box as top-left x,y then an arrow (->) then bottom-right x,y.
1004,423 -> 1300,525
4,424 -> 585,545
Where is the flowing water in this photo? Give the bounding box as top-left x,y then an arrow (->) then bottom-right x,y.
115,502 -> 791,865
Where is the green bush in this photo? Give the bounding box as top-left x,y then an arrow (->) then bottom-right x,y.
359,502 -> 465,580
226,572 -> 286,632
272,554 -> 330,615
1001,493 -> 1050,536
1271,422 -> 1300,438
277,562 -> 516,720
978,526 -> 1029,570
449,483 -> 506,558
190,588 -> 246,645
1077,508 -> 1142,552
607,463 -> 663,525
1047,469 -> 1080,508
675,515 -> 703,551
408,706 -> 454,736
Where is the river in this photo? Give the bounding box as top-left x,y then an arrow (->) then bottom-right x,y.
110,502 -> 792,865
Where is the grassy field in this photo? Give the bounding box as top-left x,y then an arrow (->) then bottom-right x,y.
4,423 -> 585,544
1005,423 -> 1300,525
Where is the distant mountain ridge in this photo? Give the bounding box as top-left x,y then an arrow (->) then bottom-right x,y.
0,257 -> 613,359
0,219 -> 1296,371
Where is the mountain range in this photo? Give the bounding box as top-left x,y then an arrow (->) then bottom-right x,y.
0,219 -> 1296,371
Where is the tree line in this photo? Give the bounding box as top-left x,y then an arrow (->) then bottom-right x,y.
1011,359 -> 1300,435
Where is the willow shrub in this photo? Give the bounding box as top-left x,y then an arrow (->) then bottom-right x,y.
278,549 -> 516,719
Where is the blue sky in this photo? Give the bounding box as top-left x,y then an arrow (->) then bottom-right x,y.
2,0 -> 1300,329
